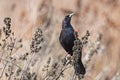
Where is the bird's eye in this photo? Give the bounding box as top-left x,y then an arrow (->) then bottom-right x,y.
65,15 -> 69,20
66,15 -> 69,18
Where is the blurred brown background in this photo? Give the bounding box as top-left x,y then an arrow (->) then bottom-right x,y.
0,0 -> 120,80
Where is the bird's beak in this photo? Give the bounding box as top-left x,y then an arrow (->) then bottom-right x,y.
69,13 -> 75,17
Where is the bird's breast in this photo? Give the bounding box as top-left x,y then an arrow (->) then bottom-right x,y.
61,28 -> 75,44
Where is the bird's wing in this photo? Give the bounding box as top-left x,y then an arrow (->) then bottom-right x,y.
59,29 -> 75,53
59,31 -> 69,52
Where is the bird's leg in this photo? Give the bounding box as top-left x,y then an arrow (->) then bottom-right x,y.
65,54 -> 72,65
62,54 -> 73,67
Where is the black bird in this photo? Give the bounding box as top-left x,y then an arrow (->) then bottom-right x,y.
59,13 -> 86,75
59,13 -> 75,56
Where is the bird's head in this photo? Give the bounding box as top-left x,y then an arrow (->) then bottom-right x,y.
62,13 -> 75,29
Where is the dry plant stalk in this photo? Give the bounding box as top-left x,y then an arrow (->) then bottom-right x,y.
0,17 -> 44,80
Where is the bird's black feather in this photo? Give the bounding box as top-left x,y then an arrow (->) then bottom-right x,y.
59,27 -> 75,55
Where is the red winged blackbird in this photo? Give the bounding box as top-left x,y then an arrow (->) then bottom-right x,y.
59,13 -> 86,75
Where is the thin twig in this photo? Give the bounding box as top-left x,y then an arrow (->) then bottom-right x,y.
0,57 -> 21,69
55,65 -> 72,80
0,61 -> 8,78
20,52 -> 36,80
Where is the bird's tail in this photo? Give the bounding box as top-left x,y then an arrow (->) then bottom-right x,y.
74,59 -> 86,75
